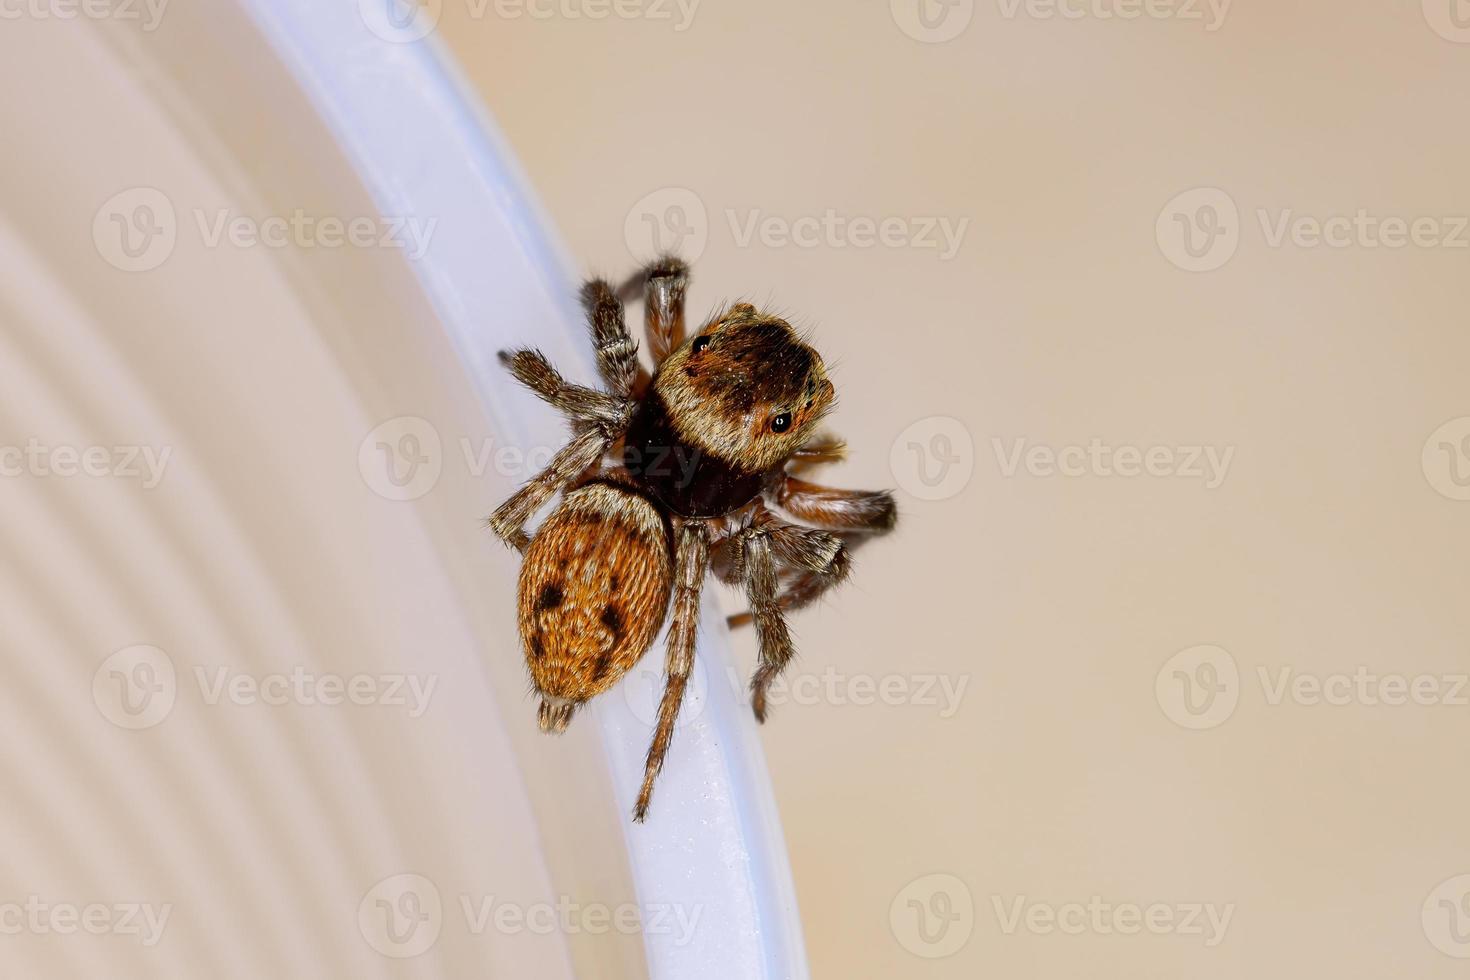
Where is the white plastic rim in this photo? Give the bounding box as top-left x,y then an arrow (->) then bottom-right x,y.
162,1 -> 809,977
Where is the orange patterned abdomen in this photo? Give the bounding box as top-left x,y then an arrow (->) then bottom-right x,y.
517,481 -> 674,732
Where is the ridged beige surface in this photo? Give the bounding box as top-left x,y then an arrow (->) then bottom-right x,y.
0,12 -> 642,979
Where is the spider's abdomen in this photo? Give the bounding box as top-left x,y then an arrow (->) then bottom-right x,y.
517,480 -> 673,732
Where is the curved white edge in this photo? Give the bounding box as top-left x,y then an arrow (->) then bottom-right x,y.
229,2 -> 809,977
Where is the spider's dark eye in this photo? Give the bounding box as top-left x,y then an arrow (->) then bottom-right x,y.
691,335 -> 712,354
770,412 -> 793,433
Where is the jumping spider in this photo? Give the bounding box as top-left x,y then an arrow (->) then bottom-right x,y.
488,256 -> 897,821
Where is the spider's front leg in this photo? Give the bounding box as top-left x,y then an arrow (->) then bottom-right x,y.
580,278 -> 639,397
486,283 -> 639,550
634,520 -> 709,822
619,254 -> 688,367
498,348 -> 628,428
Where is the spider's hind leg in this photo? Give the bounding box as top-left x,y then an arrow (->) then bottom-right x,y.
634,520 -> 709,822
487,341 -> 636,553
728,504 -> 852,723
724,467 -> 893,629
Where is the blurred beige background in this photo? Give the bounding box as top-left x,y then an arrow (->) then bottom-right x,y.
441,1 -> 1470,977
4,2 -> 1470,979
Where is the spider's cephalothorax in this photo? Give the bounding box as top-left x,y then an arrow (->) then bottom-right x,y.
621,304 -> 836,518
488,257 -> 896,821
